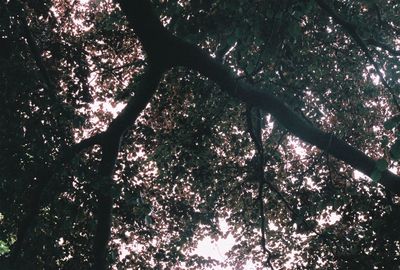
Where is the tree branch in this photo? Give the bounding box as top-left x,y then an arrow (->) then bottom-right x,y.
115,0 -> 177,66
106,64 -> 165,136
117,0 -> 400,195
92,136 -> 120,270
92,63 -> 164,269
8,133 -> 103,264
246,106 -> 268,256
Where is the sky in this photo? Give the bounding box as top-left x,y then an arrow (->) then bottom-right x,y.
193,233 -> 236,270
192,220 -> 259,270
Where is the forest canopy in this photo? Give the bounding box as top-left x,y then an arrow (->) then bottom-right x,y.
1,0 -> 400,269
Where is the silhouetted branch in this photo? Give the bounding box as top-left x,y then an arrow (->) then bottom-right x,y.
92,63 -> 164,269
246,106 -> 272,265
92,136 -> 120,270
8,132 -> 103,264
117,0 -> 400,195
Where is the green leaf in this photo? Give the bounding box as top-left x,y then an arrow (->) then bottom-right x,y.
227,36 -> 236,46
384,114 -> 400,130
381,135 -> 389,147
370,170 -> 382,182
364,84 -> 378,97
273,151 -> 282,162
390,139 -> 400,160
376,159 -> 388,172
288,22 -> 301,39
0,240 -> 10,255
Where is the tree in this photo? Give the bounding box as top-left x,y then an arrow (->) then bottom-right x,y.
1,0 -> 400,269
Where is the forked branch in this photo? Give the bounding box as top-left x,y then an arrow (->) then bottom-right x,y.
117,0 -> 400,195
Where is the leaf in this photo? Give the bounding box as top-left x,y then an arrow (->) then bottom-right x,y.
0,240 -> 10,256
288,22 -> 301,39
144,215 -> 153,226
383,114 -> 400,130
72,115 -> 85,128
381,136 -> 389,147
273,151 -> 282,162
364,84 -> 378,97
390,139 -> 400,160
370,170 -> 382,182
376,159 -> 388,172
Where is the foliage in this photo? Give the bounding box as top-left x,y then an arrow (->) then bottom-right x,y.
0,0 -> 400,269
